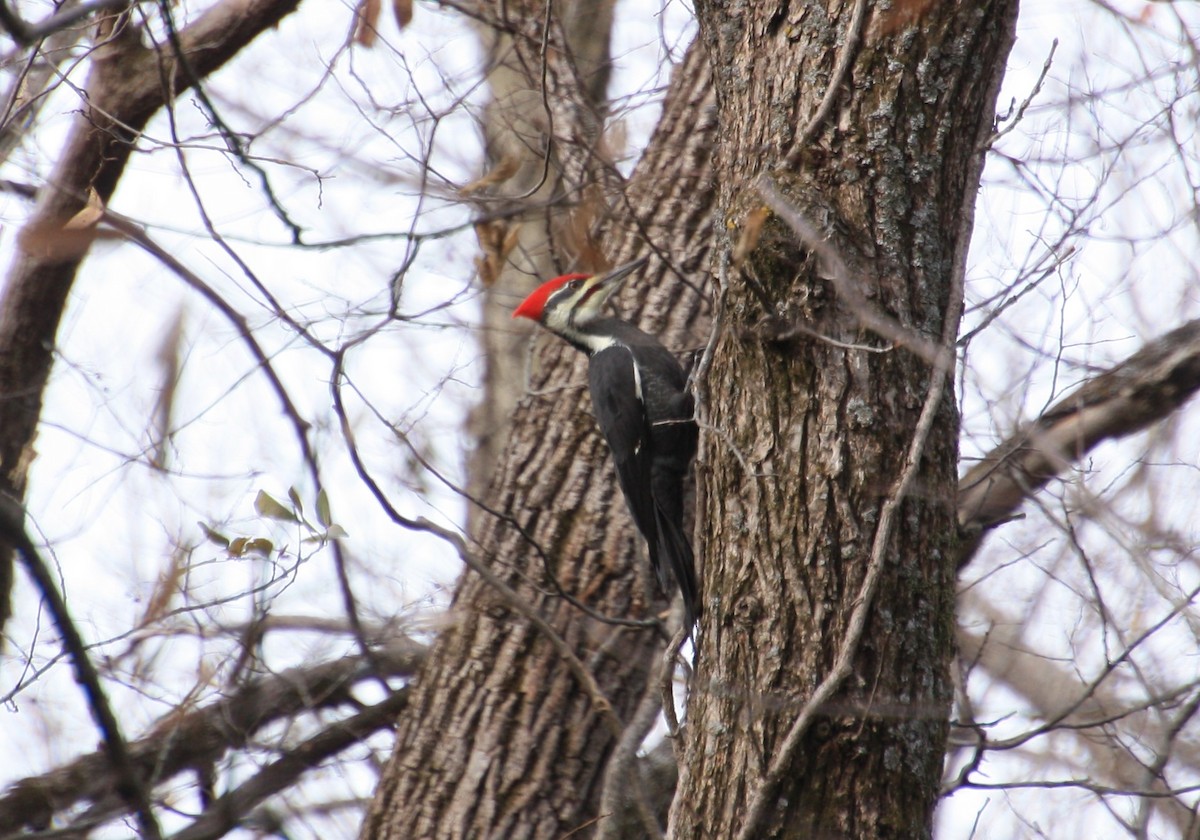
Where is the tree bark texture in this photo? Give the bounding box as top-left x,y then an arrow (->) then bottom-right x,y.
672,2 -> 1017,838
360,42 -> 716,840
0,0 -> 301,634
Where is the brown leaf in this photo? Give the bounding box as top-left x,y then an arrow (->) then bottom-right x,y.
392,0 -> 413,29
459,156 -> 520,196
563,188 -> 604,273
876,0 -> 937,35
137,549 -> 187,629
474,219 -> 521,287
732,206 -> 770,267
353,0 -> 381,47
64,187 -> 105,230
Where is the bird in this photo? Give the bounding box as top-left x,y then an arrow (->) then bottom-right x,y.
512,256 -> 699,632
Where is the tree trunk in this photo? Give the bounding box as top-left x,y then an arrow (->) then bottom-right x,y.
360,37 -> 716,840
671,2 -> 1017,838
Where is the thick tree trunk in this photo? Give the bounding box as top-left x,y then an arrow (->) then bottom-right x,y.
361,41 -> 716,840
671,2 -> 1017,838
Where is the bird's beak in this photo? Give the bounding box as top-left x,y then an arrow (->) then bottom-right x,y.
583,256 -> 649,311
592,256 -> 649,295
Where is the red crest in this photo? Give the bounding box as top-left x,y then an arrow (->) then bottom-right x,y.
512,273 -> 591,321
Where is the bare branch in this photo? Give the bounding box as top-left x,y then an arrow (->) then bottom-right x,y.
958,318 -> 1200,563
0,494 -> 162,840
166,692 -> 409,840
0,0 -> 133,45
0,639 -> 424,834
0,0 -> 303,637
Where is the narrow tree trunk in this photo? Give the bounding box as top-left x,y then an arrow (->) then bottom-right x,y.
361,42 -> 716,839
671,2 -> 1017,837
464,0 -> 618,510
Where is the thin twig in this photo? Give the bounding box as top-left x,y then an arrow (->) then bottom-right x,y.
659,623 -> 689,738
0,639 -> 422,833
346,376 -> 660,631
981,38 -> 1058,151
0,495 -> 163,840
596,668 -> 666,840
782,0 -> 870,166
166,691 -> 409,840
757,177 -> 952,371
329,354 -> 626,740
0,0 -> 131,45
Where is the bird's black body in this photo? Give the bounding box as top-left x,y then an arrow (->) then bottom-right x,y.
582,320 -> 699,630
512,260 -> 700,632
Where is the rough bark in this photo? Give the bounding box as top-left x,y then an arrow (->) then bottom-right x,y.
671,2 -> 1017,838
0,0 -> 302,634
360,41 -> 716,840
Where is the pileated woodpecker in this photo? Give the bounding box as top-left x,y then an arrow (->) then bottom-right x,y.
512,257 -> 699,631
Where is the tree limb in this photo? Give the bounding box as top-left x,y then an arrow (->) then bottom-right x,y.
166,692 -> 409,840
0,638 -> 424,834
0,494 -> 162,840
958,318 -> 1200,566
0,0 -> 133,45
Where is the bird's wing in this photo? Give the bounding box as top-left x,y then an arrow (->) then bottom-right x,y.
588,346 -> 663,582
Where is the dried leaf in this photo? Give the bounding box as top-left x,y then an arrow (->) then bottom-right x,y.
474,254 -> 495,288
877,0 -> 938,35
564,189 -> 604,273
246,538 -> 274,555
459,156 -> 520,196
64,188 -> 105,231
732,206 -> 770,267
500,225 -> 521,263
288,486 -> 304,515
151,310 -> 185,471
474,220 -> 518,287
138,549 -> 187,627
352,0 -> 381,47
199,521 -> 230,549
392,0 -> 413,29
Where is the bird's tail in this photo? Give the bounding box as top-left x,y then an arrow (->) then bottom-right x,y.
654,503 -> 699,634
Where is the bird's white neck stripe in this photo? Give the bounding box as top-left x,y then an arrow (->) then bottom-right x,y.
575,330 -> 620,354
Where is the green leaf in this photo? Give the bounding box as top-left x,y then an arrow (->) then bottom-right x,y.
255,490 -> 297,522
287,486 -> 303,515
228,537 -> 249,556
316,488 -> 332,528
198,521 -> 230,549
